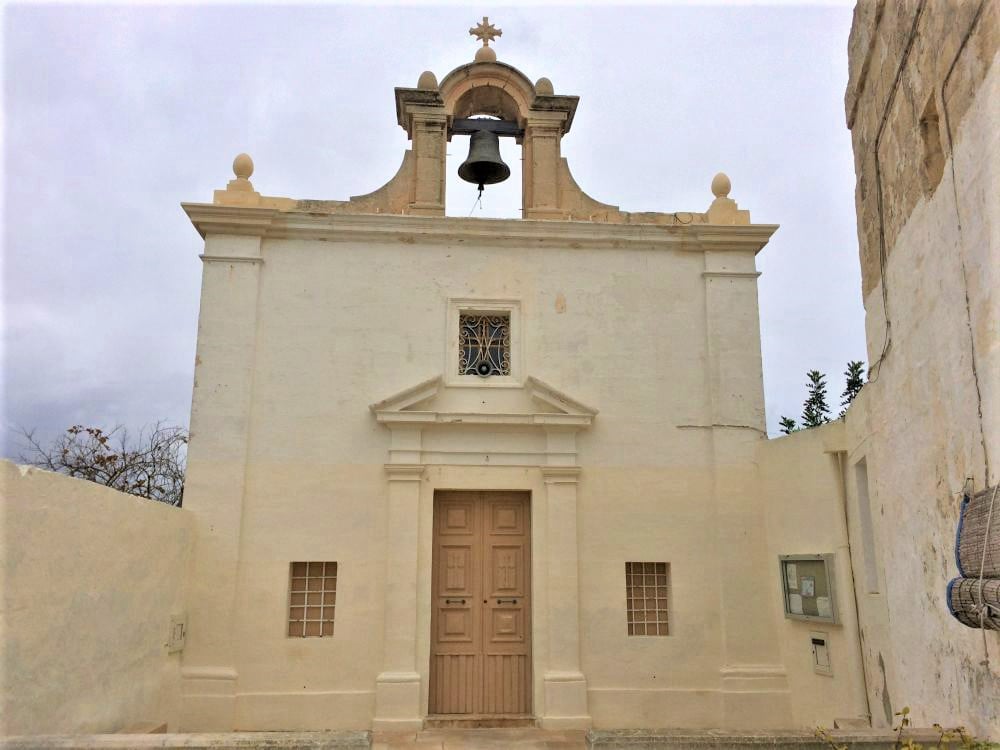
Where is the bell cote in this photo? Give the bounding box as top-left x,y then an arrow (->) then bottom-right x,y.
394,17 -> 580,220
204,17 -> 755,229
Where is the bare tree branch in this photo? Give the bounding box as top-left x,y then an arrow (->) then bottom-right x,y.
15,422 -> 187,507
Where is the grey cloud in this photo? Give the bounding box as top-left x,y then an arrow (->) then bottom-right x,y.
2,5 -> 865,455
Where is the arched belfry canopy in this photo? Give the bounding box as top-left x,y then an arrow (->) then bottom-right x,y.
199,18 -> 757,229
434,60 -> 577,134
391,52 -> 590,220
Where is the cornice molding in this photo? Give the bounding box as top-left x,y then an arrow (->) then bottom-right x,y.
182,203 -> 280,239
719,664 -> 788,679
540,466 -> 582,484
200,254 -> 263,264
181,203 -> 778,254
384,464 -> 425,481
369,373 -> 596,431
702,270 -> 761,279
377,412 -> 593,428
180,666 -> 238,681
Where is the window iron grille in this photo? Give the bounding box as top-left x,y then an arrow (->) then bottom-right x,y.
288,561 -> 337,637
459,314 -> 510,377
626,561 -> 670,636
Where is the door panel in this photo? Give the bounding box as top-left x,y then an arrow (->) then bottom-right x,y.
429,491 -> 531,717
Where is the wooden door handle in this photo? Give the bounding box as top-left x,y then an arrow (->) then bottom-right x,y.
445,598 -> 466,604
496,598 -> 518,604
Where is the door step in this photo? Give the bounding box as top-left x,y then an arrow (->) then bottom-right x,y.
424,715 -> 537,729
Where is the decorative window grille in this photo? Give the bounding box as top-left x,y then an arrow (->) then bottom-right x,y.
626,562 -> 670,636
459,313 -> 511,377
288,561 -> 337,637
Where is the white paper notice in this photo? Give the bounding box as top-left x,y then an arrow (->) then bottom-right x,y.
816,596 -> 832,618
801,576 -> 816,598
789,593 -> 803,615
786,563 -> 798,589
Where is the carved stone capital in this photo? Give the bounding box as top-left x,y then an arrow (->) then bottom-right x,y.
384,464 -> 425,482
541,466 -> 582,484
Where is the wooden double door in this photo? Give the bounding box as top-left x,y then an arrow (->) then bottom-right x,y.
429,491 -> 532,717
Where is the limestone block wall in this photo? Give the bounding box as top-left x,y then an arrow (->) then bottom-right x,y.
845,0 -> 998,297
845,0 -> 999,734
0,461 -> 194,735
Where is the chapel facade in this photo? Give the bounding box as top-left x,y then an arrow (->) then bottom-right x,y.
177,22 -> 860,733
172,7 -> 1000,736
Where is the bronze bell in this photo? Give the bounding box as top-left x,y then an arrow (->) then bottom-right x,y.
458,129 -> 510,190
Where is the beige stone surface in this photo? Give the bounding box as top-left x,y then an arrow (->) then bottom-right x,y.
758,424 -> 870,729
374,728 -> 585,749
176,198 -> 802,731
0,728 -> 955,749
0,461 -> 194,735
842,5 -> 999,734
0,732 -> 370,749
845,0 -> 999,297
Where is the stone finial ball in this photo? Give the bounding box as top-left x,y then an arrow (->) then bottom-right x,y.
233,153 -> 254,180
417,70 -> 439,90
474,45 -> 497,63
535,77 -> 554,96
711,172 -> 731,198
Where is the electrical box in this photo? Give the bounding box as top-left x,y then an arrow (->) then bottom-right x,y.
811,632 -> 832,676
167,613 -> 187,653
779,554 -> 839,624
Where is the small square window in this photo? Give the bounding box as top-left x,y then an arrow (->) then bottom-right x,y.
626,562 -> 670,636
288,562 -> 337,637
459,313 -> 510,377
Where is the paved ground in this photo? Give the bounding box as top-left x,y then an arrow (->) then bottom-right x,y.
0,727 -> 968,749
373,729 -> 586,749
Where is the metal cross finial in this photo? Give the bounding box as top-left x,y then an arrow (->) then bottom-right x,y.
470,16 -> 502,47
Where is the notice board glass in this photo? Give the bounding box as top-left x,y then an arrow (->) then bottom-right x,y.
779,554 -> 839,624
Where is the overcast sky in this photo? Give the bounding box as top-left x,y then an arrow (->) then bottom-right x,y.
2,2 -> 865,456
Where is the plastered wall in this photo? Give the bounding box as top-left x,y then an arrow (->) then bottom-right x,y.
179,219 -> 796,730
0,461 -> 193,735
758,423 -> 870,729
845,2 -> 999,734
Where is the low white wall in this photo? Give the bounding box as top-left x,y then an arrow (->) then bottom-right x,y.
0,460 -> 193,735
758,423 -> 870,728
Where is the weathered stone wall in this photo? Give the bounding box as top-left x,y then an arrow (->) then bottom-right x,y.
0,461 -> 193,735
845,0 -> 998,297
845,0 -> 999,735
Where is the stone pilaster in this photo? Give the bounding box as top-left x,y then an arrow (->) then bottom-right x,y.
373,463 -> 426,730
179,234 -> 263,731
702,248 -> 791,728
523,112 -> 568,220
395,87 -> 447,217
540,466 -> 591,730
409,111 -> 448,216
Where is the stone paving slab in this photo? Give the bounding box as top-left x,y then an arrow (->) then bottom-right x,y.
0,732 -> 371,750
373,728 -> 587,749
586,728 -> 954,749
6,728 -> 993,750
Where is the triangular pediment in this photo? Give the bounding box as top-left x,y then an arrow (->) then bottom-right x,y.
369,375 -> 597,428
